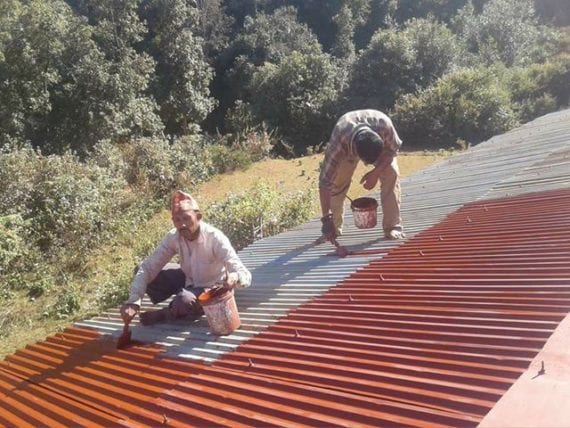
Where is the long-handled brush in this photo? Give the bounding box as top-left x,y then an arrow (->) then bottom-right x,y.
331,237 -> 351,258
117,320 -> 132,349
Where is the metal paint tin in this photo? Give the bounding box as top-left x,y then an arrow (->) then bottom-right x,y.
351,197 -> 378,229
199,288 -> 241,335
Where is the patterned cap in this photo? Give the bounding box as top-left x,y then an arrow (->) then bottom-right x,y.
171,190 -> 200,213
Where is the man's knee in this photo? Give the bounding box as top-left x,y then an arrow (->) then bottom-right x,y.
169,289 -> 204,319
145,265 -> 186,304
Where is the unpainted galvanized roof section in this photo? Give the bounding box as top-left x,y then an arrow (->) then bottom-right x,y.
1,109 -> 569,426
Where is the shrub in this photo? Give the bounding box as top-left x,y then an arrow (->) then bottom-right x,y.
92,270 -> 132,309
90,139 -> 129,182
171,136 -> 218,185
231,126 -> 275,163
207,144 -> 253,174
121,136 -> 176,194
0,145 -> 37,217
205,183 -> 315,250
0,215 -> 28,276
507,55 -> 570,121
47,286 -> 81,319
0,146 -> 125,257
29,153 -> 124,254
392,67 -> 518,148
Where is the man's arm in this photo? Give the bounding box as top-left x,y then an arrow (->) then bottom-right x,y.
360,151 -> 395,190
215,233 -> 252,289
319,186 -> 332,217
361,115 -> 401,190
126,232 -> 177,306
120,234 -> 176,323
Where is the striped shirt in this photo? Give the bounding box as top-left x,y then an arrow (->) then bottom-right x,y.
319,110 -> 402,190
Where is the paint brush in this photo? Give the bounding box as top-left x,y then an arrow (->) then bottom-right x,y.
117,321 -> 132,349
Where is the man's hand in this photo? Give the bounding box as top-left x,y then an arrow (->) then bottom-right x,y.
360,170 -> 379,191
321,213 -> 337,242
223,272 -> 240,290
120,303 -> 140,324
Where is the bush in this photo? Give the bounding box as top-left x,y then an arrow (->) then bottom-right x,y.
207,144 -> 253,174
47,286 -> 81,319
170,136 -> 216,188
90,140 -> 129,182
0,145 -> 37,217
507,55 -> 570,121
0,215 -> 28,276
231,126 -> 275,163
30,153 -> 124,253
392,67 -> 518,148
204,126 -> 275,174
205,183 -> 315,250
0,146 -> 125,256
121,137 -> 177,194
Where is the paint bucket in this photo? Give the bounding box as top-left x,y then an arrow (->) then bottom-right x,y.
199,287 -> 241,335
351,197 -> 378,229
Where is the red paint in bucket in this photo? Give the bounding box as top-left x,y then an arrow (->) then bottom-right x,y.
199,288 -> 241,335
350,197 -> 378,229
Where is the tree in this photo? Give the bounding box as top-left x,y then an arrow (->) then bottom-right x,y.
354,0 -> 398,51
65,0 -> 163,145
222,0 -> 262,30
248,51 -> 345,152
392,67 -> 518,148
0,0 -> 163,154
265,0 -> 371,57
141,0 -> 216,135
193,0 -> 234,62
395,0 -> 475,24
345,17 -> 460,111
331,3 -> 356,59
452,0 -> 559,66
0,1 -> 105,152
216,6 -> 323,132
534,0 -> 570,26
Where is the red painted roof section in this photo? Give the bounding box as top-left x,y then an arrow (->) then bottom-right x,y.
1,187 -> 569,427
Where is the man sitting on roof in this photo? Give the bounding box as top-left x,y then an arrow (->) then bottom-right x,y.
120,190 -> 252,326
319,109 -> 405,243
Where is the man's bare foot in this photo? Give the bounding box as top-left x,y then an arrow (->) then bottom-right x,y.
385,230 -> 406,240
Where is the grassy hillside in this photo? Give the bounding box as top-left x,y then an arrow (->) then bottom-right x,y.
0,150 -> 451,358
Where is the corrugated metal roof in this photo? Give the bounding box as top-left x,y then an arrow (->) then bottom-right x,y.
2,187 -> 569,426
1,109 -> 570,426
75,110 -> 570,364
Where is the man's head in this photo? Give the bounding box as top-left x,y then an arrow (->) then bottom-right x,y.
171,190 -> 202,240
353,127 -> 384,165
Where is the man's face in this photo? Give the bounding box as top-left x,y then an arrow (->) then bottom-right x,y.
172,206 -> 201,240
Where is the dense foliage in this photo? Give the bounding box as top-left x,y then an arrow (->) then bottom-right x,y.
1,0 -> 568,155
1,0 -> 569,337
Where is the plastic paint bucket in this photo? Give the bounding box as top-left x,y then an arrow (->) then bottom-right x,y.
350,197 -> 378,229
199,288 -> 241,335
